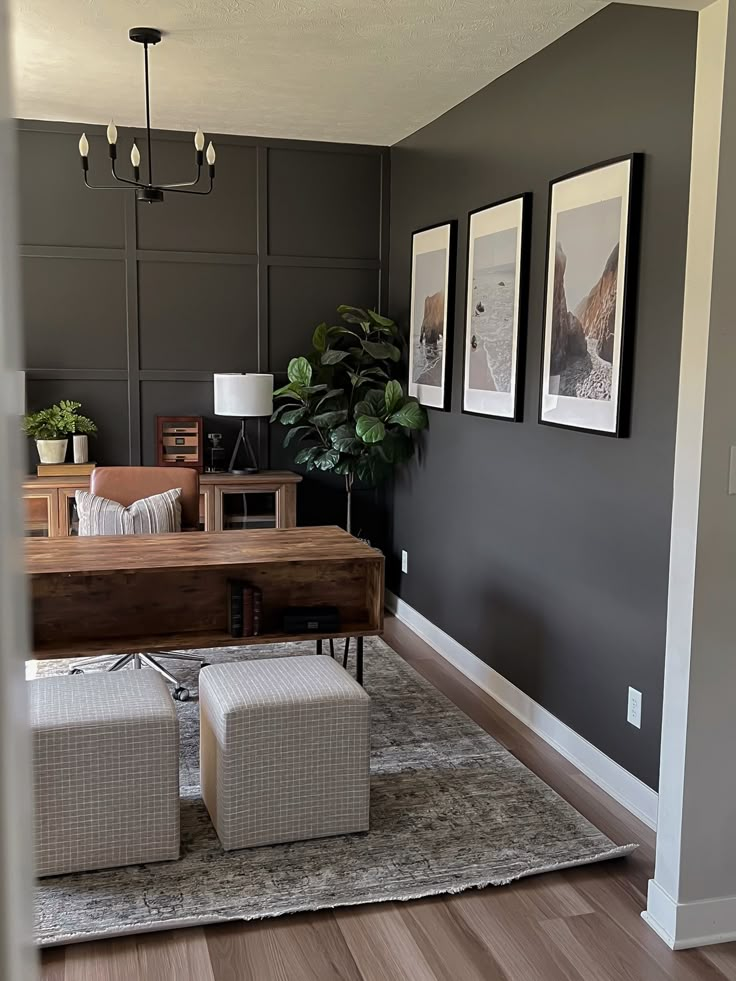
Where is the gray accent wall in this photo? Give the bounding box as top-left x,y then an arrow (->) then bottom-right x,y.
387,4 -> 697,789
19,120 -> 389,525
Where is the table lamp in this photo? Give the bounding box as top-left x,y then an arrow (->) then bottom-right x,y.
214,373 -> 274,474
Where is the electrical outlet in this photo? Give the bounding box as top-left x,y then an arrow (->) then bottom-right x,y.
401,550 -> 408,574
627,687 -> 642,729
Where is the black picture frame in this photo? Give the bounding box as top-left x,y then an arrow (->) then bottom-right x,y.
538,153 -> 643,437
407,219 -> 458,413
461,192 -> 532,423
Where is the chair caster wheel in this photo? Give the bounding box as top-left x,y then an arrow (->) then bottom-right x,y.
69,668 -> 84,675
173,687 -> 191,702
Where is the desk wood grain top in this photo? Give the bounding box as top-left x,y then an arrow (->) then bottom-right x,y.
26,527 -> 381,576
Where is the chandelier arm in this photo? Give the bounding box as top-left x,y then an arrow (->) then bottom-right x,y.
160,164 -> 203,189
163,175 -> 215,196
110,158 -> 146,188
83,172 -> 133,191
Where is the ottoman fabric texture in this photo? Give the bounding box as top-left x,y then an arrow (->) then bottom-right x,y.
200,655 -> 371,850
30,671 -> 180,877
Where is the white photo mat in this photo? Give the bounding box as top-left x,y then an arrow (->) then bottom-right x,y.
540,157 -> 637,434
463,196 -> 527,419
408,223 -> 454,410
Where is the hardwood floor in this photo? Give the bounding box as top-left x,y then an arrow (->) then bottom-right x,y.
41,616 -> 736,980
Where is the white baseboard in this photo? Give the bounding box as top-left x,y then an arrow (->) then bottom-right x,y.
386,590 -> 658,831
643,879 -> 736,949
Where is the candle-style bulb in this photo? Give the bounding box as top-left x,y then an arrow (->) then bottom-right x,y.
106,121 -> 118,145
194,129 -> 205,151
78,133 -> 89,157
206,141 -> 216,165
130,142 -> 141,167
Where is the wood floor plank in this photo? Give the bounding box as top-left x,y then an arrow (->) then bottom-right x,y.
542,911 -> 727,981
206,911 -> 362,981
449,887 -> 586,981
136,927 -> 215,981
62,936 -> 138,981
395,895 -> 508,980
703,944 -> 736,980
335,902 -> 443,981
39,946 -> 65,981
564,863 -> 731,981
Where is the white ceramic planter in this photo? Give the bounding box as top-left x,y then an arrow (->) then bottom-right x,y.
73,434 -> 89,464
36,439 -> 68,465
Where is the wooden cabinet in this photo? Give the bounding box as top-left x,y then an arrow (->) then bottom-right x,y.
22,471 -> 301,537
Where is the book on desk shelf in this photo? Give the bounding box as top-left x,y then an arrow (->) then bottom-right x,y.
227,580 -> 262,638
37,462 -> 96,477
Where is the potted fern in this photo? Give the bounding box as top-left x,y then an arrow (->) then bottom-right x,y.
272,305 -> 427,533
23,401 -> 97,465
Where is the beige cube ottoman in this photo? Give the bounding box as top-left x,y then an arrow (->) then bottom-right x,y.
30,670 -> 180,877
200,655 -> 371,850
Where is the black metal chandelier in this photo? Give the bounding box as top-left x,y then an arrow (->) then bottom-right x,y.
78,27 -> 216,205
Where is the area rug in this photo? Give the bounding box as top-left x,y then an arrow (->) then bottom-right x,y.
30,638 -> 636,946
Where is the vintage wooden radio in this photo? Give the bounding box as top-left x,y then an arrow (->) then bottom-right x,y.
156,416 -> 204,472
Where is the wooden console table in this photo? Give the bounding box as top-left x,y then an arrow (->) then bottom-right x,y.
27,527 -> 384,684
22,470 -> 301,538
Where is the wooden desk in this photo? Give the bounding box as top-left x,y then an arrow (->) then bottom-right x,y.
27,527 -> 384,683
23,470 -> 301,538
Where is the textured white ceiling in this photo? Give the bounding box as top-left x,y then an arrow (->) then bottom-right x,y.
11,0 -> 602,146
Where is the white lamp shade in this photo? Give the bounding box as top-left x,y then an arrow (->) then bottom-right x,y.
214,373 -> 273,417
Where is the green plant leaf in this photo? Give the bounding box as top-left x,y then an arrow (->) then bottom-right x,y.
270,403 -> 294,422
294,445 -> 321,465
360,339 -> 401,362
327,325 -> 360,338
338,305 -> 370,325
388,400 -> 427,430
334,458 -> 356,476
283,425 -> 311,447
356,415 -> 386,443
379,432 -> 414,464
312,322 -> 328,352
310,409 -> 348,428
321,349 -> 350,365
273,381 -> 298,398
301,384 -> 328,396
281,406 -> 309,425
353,399 -> 373,419
314,388 -> 345,411
368,310 -> 395,328
384,379 -> 403,414
314,449 -> 340,471
331,424 -> 362,455
287,356 -> 312,387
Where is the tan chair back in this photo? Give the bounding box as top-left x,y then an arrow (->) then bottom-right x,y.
90,467 -> 200,531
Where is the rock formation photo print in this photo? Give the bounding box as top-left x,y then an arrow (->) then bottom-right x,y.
463,194 -> 530,420
540,156 -> 641,436
408,221 -> 457,410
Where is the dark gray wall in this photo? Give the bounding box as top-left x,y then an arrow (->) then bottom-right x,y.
388,4 -> 697,789
19,120 -> 389,526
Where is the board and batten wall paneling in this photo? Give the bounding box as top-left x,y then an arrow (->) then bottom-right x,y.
387,4 -> 697,790
18,120 -> 389,490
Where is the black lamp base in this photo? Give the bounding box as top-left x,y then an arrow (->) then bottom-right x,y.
228,419 -> 259,474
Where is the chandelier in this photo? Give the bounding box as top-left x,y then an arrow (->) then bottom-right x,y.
78,28 -> 216,204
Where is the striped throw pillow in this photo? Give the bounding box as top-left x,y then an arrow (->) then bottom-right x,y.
75,488 -> 182,536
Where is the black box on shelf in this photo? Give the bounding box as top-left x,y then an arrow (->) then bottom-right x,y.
282,606 -> 341,634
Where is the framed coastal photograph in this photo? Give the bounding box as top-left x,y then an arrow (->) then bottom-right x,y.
462,193 -> 531,420
540,154 -> 642,436
408,220 -> 457,411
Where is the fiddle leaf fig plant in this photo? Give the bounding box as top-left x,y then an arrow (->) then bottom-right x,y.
272,305 -> 428,532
